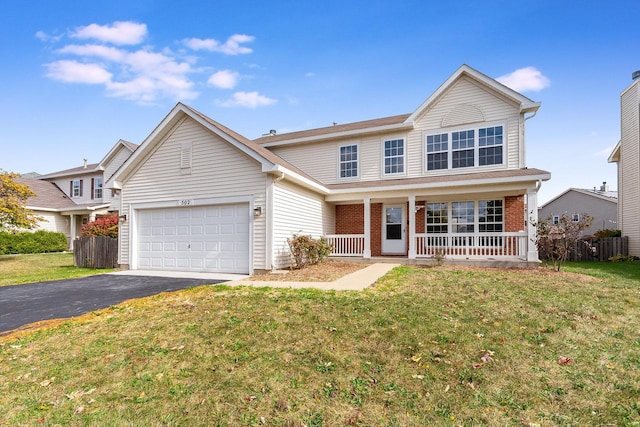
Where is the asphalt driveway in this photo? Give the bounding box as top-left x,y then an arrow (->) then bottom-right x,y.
0,274 -> 225,334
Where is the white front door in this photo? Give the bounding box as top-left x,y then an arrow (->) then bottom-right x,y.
382,204 -> 406,254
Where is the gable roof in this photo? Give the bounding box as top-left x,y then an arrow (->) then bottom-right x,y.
408,64 -> 541,123
38,163 -> 101,179
608,140 -> 621,163
254,114 -> 412,147
540,187 -> 618,209
107,103 -> 329,194
99,139 -> 138,170
252,64 -> 539,148
15,178 -> 77,211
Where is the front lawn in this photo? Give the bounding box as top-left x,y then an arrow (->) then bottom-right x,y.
1,263 -> 639,425
0,253 -> 115,287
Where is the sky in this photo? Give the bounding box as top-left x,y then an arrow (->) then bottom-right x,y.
1,0 -> 638,206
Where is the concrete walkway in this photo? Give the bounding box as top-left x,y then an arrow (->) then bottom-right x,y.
227,263 -> 400,291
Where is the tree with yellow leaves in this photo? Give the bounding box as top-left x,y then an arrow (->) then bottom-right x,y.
0,170 -> 40,231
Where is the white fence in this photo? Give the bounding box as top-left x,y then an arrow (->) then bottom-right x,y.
326,232 -> 527,258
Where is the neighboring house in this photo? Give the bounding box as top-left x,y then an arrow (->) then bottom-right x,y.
18,139 -> 137,248
538,183 -> 618,236
609,70 -> 640,256
107,65 -> 551,275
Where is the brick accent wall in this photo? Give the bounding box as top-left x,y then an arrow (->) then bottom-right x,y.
335,204 -> 364,234
504,195 -> 525,232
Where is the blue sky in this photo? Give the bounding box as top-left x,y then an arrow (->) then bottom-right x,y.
1,1 -> 638,205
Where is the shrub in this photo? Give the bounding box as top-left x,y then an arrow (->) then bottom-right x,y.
287,233 -> 333,269
0,230 -> 68,254
594,229 -> 622,238
608,253 -> 638,262
81,216 -> 119,238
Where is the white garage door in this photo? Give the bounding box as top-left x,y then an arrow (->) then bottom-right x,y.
137,204 -> 250,274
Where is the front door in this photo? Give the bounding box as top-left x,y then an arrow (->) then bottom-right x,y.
382,204 -> 406,254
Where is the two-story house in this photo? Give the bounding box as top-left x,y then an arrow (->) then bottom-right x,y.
19,139 -> 137,248
108,65 -> 550,275
609,70 -> 640,256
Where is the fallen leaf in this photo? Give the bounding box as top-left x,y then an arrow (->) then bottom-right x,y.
412,374 -> 425,379
557,356 -> 572,365
411,355 -> 422,363
74,406 -> 84,415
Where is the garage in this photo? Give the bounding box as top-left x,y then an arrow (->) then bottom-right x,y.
136,203 -> 250,274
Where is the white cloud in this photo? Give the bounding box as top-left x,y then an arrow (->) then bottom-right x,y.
58,44 -> 126,62
305,72 -> 316,77
71,21 -> 147,45
40,21 -> 261,104
45,60 -> 112,84
184,34 -> 254,55
35,30 -> 62,43
219,91 -> 277,108
496,67 -> 550,92
207,70 -> 239,89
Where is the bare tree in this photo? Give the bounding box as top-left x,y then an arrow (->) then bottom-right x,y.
533,213 -> 593,271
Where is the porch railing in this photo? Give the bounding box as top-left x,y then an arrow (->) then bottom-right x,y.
326,234 -> 365,256
415,232 -> 527,259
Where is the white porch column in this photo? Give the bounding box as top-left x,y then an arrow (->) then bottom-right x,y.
69,214 -> 76,250
363,197 -> 371,259
527,189 -> 539,262
408,195 -> 416,259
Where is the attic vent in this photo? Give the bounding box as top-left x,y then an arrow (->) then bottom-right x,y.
180,142 -> 192,174
441,104 -> 485,127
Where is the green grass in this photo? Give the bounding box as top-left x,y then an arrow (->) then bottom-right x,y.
1,262 -> 639,426
0,253 -> 115,286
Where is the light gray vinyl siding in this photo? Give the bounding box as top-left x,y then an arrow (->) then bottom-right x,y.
270,75 -> 524,185
272,180 -> 335,268
619,82 -> 640,255
539,191 -> 617,236
119,117 -> 268,271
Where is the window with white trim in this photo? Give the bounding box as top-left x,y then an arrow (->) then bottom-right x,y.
383,138 -> 405,175
426,133 -> 448,170
72,179 -> 81,197
426,202 -> 448,233
425,125 -> 504,171
339,144 -> 358,178
94,177 -> 103,199
552,215 -> 559,225
572,213 -> 580,222
425,199 -> 504,234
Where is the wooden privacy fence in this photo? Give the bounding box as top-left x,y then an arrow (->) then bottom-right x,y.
566,236 -> 628,262
74,236 -> 118,268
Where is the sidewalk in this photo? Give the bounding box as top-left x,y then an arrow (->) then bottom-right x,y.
227,263 -> 399,291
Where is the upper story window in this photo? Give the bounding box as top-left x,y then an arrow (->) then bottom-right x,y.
384,138 -> 405,175
339,144 -> 358,179
426,125 -> 504,171
72,179 -> 81,197
94,177 -> 103,199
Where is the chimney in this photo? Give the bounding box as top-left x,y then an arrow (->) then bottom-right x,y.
83,158 -> 88,168
633,70 -> 640,81
600,181 -> 609,192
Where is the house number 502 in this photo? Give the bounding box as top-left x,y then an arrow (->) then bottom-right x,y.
179,199 -> 194,206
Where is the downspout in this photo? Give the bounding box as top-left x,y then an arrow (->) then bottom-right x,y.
266,171 -> 285,270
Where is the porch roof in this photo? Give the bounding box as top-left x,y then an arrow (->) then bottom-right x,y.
326,168 -> 550,198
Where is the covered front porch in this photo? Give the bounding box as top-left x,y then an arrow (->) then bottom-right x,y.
324,188 -> 541,266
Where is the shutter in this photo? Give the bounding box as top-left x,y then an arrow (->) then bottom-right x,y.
91,178 -> 94,200
80,179 -> 83,197
70,181 -> 73,196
